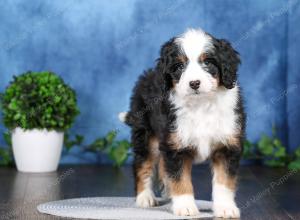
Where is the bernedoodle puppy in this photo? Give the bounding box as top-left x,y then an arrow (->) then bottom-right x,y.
119,28 -> 245,218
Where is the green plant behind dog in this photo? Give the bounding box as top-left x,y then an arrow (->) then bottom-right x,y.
64,130 -> 131,167
1,71 -> 79,131
243,126 -> 300,170
0,132 -> 13,166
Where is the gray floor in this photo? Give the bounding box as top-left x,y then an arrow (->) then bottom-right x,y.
0,165 -> 299,220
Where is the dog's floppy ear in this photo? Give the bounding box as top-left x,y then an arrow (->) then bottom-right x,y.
156,38 -> 178,91
214,39 -> 241,89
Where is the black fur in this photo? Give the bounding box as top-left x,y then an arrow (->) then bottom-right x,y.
213,39 -> 241,89
160,139 -> 196,181
156,38 -> 184,92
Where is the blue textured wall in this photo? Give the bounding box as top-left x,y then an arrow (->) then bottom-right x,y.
0,0 -> 299,163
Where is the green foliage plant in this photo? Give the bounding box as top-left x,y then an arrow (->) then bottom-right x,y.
1,71 -> 79,131
0,132 -> 13,166
64,130 -> 131,167
243,126 -> 300,170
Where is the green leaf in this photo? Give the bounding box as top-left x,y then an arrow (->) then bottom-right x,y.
288,159 -> 300,170
294,147 -> 300,158
258,135 -> 274,156
274,146 -> 286,158
54,96 -> 61,104
273,138 -> 283,148
63,133 -> 85,151
90,138 -> 106,151
0,147 -> 13,166
243,139 -> 255,158
8,100 -> 18,110
25,77 -> 32,84
13,113 -> 21,120
265,159 -> 285,167
106,131 -> 116,145
3,132 -> 12,146
75,135 -> 84,145
108,144 -> 129,167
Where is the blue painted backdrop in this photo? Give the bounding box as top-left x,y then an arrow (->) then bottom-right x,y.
0,0 -> 300,163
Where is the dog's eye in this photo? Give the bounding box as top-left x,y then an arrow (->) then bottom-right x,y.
177,63 -> 184,70
204,58 -> 215,66
172,63 -> 185,72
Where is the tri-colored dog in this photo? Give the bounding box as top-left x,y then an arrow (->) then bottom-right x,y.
119,28 -> 245,218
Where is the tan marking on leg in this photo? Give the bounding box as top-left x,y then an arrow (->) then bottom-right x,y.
169,156 -> 194,196
136,136 -> 160,194
136,158 -> 154,194
158,156 -> 165,182
212,160 -> 237,190
211,150 -> 237,190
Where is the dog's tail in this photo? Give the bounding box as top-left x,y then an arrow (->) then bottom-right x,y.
118,111 -> 133,126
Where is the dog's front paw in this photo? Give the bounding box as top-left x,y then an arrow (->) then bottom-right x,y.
213,203 -> 240,219
172,195 -> 200,216
136,190 -> 157,208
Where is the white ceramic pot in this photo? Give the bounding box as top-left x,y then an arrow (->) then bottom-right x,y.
12,128 -> 64,173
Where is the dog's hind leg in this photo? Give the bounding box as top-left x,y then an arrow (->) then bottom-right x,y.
158,156 -> 170,200
132,128 -> 159,207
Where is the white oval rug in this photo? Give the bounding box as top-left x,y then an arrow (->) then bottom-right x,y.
37,197 -> 213,219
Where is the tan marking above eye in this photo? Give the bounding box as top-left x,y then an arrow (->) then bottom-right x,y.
177,55 -> 188,64
199,53 -> 207,62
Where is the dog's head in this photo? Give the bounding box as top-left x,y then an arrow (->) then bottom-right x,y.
157,29 -> 240,98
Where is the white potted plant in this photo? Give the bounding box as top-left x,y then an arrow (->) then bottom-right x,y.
1,71 -> 79,172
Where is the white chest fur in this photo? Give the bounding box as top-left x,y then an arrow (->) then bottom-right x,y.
170,87 -> 239,162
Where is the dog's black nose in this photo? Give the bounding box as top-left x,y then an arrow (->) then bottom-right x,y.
189,80 -> 200,90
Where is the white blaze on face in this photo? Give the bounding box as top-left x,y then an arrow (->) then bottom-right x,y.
174,29 -> 218,97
